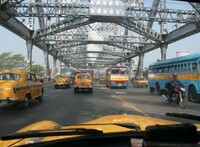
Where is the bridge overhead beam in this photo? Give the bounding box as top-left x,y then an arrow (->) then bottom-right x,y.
57,50 -> 125,58
0,16 -> 31,39
190,3 -> 200,14
34,16 -> 91,38
146,0 -> 161,29
49,41 -> 136,52
119,18 -> 161,42
163,23 -> 200,44
11,3 -> 198,23
45,35 -> 148,52
119,22 -> 200,65
71,57 -> 120,60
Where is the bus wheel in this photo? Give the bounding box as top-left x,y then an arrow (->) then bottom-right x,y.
188,85 -> 198,102
155,84 -> 161,95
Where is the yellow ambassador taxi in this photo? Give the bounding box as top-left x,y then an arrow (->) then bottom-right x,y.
54,74 -> 70,89
0,69 -> 44,107
132,77 -> 148,88
74,73 -> 93,93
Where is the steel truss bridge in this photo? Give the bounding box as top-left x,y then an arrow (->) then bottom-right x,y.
0,0 -> 200,78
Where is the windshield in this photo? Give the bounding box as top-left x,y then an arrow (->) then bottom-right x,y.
1,0 -> 200,146
111,67 -> 128,75
77,75 -> 90,79
0,73 -> 20,81
56,75 -> 67,79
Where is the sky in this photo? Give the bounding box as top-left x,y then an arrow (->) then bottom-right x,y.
0,25 -> 200,68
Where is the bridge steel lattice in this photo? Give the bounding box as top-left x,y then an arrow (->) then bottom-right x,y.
0,0 -> 200,78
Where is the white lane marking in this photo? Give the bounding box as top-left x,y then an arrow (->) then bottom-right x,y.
114,92 -> 126,94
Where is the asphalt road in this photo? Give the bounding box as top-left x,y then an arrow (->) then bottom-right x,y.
0,81 -> 200,137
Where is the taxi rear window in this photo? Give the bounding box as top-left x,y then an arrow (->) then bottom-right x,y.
57,75 -> 67,79
0,73 -> 20,81
77,75 -> 90,79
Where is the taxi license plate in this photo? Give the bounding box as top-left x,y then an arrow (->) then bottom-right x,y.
118,84 -> 122,86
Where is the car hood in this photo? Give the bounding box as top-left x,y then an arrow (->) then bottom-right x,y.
1,114 -> 200,146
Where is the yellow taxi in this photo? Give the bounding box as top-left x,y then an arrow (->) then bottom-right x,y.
0,69 -> 44,107
132,77 -> 148,88
99,75 -> 106,84
74,73 -> 93,93
53,74 -> 70,89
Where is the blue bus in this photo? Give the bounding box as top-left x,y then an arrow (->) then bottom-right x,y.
148,52 -> 200,103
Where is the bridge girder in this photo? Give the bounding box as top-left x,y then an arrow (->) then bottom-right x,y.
1,0 -> 200,70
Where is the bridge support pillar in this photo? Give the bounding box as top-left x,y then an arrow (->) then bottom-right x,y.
44,51 -> 51,82
127,53 -> 132,70
160,44 -> 168,60
26,40 -> 33,71
136,53 -> 144,77
52,53 -> 58,78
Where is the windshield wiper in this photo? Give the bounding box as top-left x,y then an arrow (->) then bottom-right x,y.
113,123 -> 141,131
1,128 -> 103,140
166,113 -> 200,121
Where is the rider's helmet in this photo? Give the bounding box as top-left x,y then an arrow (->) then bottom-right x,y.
172,72 -> 178,79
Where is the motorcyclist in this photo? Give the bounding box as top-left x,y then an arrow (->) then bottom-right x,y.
169,72 -> 183,101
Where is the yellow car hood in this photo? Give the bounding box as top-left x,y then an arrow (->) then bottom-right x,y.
1,114 -> 199,146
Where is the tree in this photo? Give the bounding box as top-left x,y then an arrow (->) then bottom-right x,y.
0,52 -> 26,70
0,52 -> 45,75
32,64 -> 44,76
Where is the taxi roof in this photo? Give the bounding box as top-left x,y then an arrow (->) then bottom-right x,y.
0,69 -> 31,74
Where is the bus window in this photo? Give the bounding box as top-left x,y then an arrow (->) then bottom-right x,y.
167,66 -> 170,72
188,63 -> 191,71
156,68 -> 158,73
112,68 -> 119,74
171,65 -> 174,71
120,68 -> 128,75
181,64 -> 184,71
199,61 -> 200,69
192,62 -> 197,71
184,63 -> 187,71
161,67 -> 164,73
160,67 -> 162,73
174,65 -> 177,71
164,66 -> 167,72
178,64 -> 180,71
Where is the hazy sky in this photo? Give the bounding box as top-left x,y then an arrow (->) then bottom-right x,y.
0,26 -> 200,68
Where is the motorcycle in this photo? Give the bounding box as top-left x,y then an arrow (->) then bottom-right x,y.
161,82 -> 187,109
